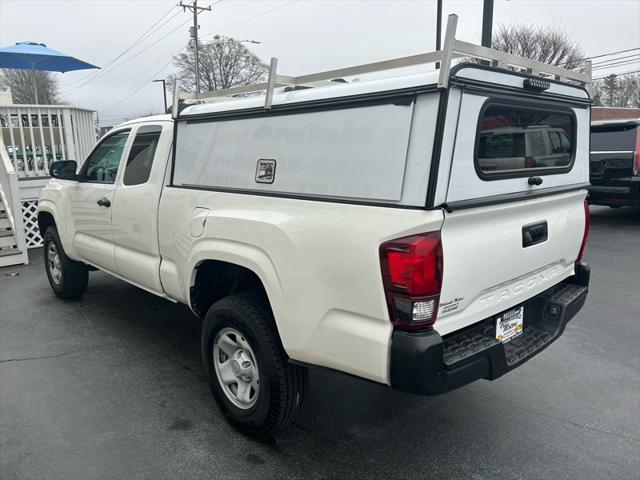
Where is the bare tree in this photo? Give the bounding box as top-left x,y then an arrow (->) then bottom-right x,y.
0,69 -> 60,104
169,36 -> 268,94
592,73 -> 640,108
489,24 -> 584,69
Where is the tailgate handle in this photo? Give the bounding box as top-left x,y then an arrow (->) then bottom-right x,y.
522,221 -> 548,248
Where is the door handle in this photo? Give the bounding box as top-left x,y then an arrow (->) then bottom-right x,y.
97,197 -> 111,208
528,176 -> 544,186
522,221 -> 548,247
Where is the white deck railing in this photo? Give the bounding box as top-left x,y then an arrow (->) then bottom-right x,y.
0,135 -> 29,264
0,104 -> 96,178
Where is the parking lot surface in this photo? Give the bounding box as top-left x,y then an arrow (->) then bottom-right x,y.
1,206 -> 639,480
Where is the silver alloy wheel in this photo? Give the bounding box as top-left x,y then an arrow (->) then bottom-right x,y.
46,241 -> 62,285
213,327 -> 260,410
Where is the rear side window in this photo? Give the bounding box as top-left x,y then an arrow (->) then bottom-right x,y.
123,125 -> 162,186
476,103 -> 575,178
591,125 -> 637,152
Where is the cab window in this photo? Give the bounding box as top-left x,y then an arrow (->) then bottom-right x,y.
123,125 -> 162,186
82,130 -> 130,183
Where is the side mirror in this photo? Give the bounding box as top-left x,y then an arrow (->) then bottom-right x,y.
50,160 -> 78,180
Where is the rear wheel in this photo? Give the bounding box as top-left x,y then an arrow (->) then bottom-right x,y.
202,293 -> 308,438
43,226 -> 88,299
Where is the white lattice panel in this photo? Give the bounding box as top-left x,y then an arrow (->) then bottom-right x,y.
21,200 -> 43,248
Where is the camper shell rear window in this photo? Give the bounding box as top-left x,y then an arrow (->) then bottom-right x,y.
474,101 -> 576,180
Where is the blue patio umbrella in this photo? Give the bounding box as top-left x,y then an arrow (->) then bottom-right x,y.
0,41 -> 99,104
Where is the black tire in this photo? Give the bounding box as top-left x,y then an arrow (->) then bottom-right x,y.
202,293 -> 308,438
43,226 -> 88,299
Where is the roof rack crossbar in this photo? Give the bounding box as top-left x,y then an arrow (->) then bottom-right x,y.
173,14 -> 592,117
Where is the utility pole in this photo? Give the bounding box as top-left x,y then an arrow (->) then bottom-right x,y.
481,0 -> 494,48
179,0 -> 211,97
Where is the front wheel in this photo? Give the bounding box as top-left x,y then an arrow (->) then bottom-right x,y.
202,293 -> 308,438
43,226 -> 88,299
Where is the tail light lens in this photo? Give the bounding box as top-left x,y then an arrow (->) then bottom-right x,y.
380,232 -> 443,331
633,127 -> 640,176
577,200 -> 590,261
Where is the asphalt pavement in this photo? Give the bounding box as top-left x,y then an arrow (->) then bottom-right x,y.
1,205 -> 639,480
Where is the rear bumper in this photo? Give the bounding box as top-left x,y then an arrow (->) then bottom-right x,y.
389,262 -> 590,395
588,177 -> 640,206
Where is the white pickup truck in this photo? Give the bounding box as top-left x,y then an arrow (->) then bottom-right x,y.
37,19 -> 591,437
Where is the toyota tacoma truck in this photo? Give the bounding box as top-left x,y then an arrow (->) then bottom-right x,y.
38,16 -> 591,438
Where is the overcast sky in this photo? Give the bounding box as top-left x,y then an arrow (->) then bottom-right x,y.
1,0 -> 639,125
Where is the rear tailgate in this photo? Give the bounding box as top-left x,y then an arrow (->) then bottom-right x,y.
434,66 -> 590,336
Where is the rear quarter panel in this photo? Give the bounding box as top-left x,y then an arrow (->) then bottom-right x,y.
158,188 -> 444,383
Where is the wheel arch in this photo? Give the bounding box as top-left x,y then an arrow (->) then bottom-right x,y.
37,209 -> 56,238
191,259 -> 270,317
187,245 -> 291,354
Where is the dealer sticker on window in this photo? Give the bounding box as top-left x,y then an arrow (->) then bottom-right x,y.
496,306 -> 524,343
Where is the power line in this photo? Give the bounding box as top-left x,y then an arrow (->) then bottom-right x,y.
61,4 -> 179,91
594,62 -> 640,73
200,0 -> 300,39
97,0 -> 297,116
65,15 -> 187,94
592,52 -> 640,67
594,57 -> 640,68
72,54 -> 179,105
65,16 -> 193,99
593,58 -> 640,71
593,69 -> 640,80
103,19 -> 191,71
106,8 -> 181,66
592,58 -> 640,71
68,1 -> 223,97
586,47 -> 640,61
99,57 -> 176,113
556,47 -> 640,68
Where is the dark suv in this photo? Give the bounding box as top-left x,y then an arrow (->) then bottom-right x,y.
589,119 -> 640,207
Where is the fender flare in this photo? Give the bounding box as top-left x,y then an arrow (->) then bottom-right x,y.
186,238 -> 292,344
37,200 -> 69,248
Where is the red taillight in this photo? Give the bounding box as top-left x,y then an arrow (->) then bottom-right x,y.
577,200 -> 590,261
633,128 -> 640,176
380,232 -> 443,331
